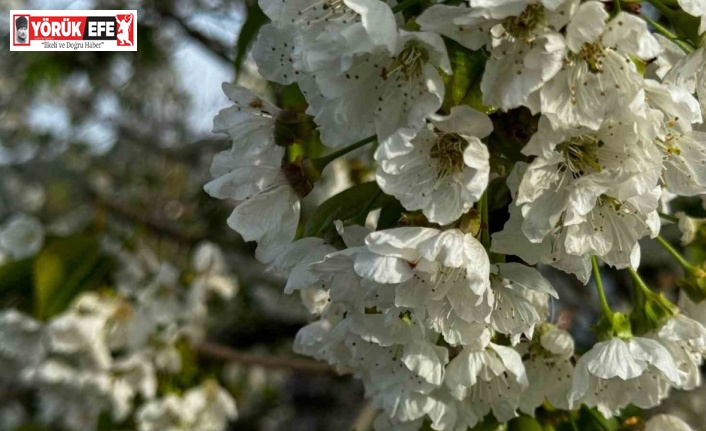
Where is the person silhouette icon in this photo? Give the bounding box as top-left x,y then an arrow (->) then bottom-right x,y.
116,14 -> 133,46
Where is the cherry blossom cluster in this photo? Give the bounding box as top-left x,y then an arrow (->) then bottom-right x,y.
204,0 -> 706,429
0,222 -> 238,431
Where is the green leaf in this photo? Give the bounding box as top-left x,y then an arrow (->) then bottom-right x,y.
0,257 -> 35,311
671,12 -> 701,46
470,415 -> 505,431
441,40 -> 491,114
234,0 -> 269,77
487,107 -> 537,164
376,200 -> 406,231
577,406 -> 620,431
303,182 -> 393,238
508,415 -> 543,431
33,235 -> 113,320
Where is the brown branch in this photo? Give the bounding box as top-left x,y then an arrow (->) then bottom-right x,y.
117,126 -> 229,166
161,10 -> 233,64
351,401 -> 378,431
89,188 -> 207,246
195,341 -> 335,374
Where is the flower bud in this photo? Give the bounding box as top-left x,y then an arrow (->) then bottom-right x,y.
595,311 -> 633,341
676,264 -> 706,303
631,291 -> 679,335
675,212 -> 706,246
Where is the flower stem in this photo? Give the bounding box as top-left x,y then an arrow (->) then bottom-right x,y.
392,0 -> 422,13
656,235 -> 693,269
592,256 -> 613,318
627,266 -> 652,296
641,14 -> 695,53
658,211 -> 679,223
311,135 -> 377,172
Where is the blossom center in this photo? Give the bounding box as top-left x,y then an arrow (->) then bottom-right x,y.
300,0 -> 355,24
557,135 -> 604,177
383,42 -> 429,81
503,3 -> 546,39
430,133 -> 468,178
576,42 -> 605,74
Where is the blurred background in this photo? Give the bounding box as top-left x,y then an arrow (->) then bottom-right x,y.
1,1 -> 706,430
1,1 -> 364,430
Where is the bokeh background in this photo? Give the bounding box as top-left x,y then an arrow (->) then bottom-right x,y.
1,1 -> 706,430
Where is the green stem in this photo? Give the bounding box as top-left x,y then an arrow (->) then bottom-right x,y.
641,14 -> 695,53
656,235 -> 693,269
479,191 -> 490,250
592,256 -> 613,318
614,0 -> 622,13
311,135 -> 376,171
392,0 -> 422,13
627,266 -> 652,296
658,211 -> 679,223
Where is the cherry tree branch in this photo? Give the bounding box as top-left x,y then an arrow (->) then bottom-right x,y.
195,341 -> 335,374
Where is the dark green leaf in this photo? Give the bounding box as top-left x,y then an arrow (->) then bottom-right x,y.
508,415 -> 543,431
303,182 -> 393,238
235,1 -> 269,76
376,200 -> 406,231
33,235 -> 113,320
671,12 -> 701,46
441,39 -> 490,115
0,257 -> 35,311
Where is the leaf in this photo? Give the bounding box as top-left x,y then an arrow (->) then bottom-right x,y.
508,415 -> 543,431
234,0 -> 269,77
441,39 -> 490,114
671,12 -> 701,46
576,406 -> 620,431
376,200 -> 406,231
469,415 -> 504,431
487,107 -> 537,163
303,182 -> 394,238
33,235 -> 113,320
0,257 -> 35,311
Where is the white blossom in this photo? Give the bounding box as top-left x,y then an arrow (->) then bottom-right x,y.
204,84 -> 301,263
519,327 -> 575,414
376,106 -> 492,225
570,337 -> 680,417
0,213 -> 44,259
646,414 -> 695,431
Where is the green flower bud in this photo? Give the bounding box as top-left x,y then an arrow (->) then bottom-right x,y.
595,311 -> 633,341
631,291 -> 679,335
676,264 -> 706,304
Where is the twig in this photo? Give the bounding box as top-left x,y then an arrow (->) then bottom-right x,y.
162,11 -> 233,64
351,401 -> 378,431
195,341 -> 335,374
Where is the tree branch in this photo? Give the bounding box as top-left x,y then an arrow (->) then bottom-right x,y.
195,341 -> 335,374
161,10 -> 234,64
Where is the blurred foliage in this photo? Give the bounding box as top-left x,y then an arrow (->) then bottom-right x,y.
33,234 -> 112,320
